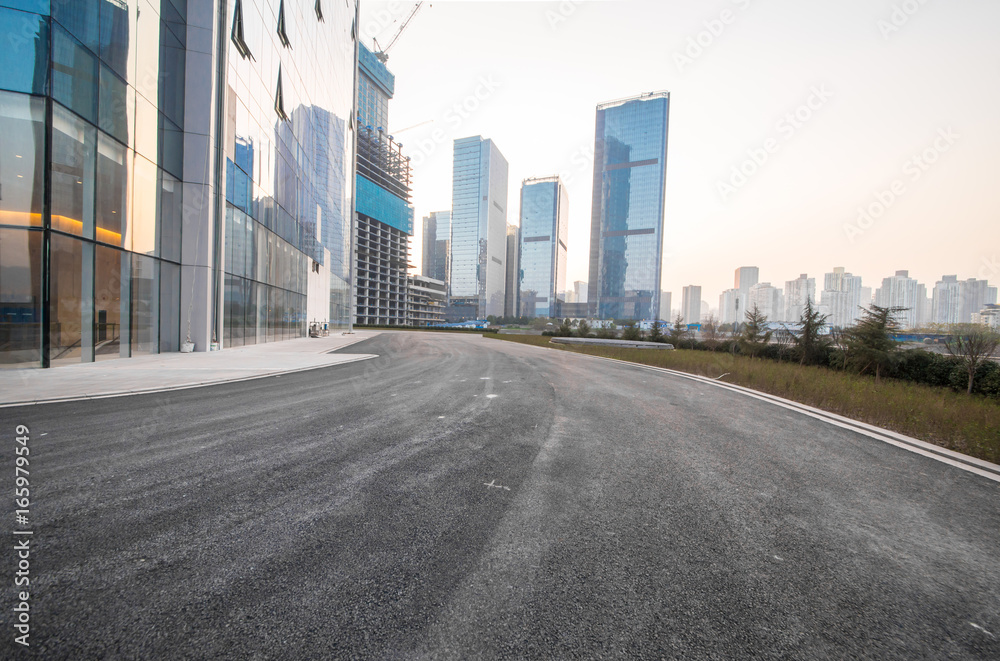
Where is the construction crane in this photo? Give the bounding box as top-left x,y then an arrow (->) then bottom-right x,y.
373,2 -> 424,64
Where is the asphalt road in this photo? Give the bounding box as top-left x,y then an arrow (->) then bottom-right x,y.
2,331 -> 999,659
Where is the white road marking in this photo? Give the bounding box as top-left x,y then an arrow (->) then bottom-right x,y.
480,377 -> 491,380
484,479 -> 511,491
773,555 -> 783,561
437,416 -> 445,419
39,433 -> 48,436
486,394 -> 498,399
970,623 -> 995,637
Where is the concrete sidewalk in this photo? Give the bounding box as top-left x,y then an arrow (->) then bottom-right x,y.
0,331 -> 380,407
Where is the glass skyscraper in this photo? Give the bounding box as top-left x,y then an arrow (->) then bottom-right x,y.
422,210 -> 450,284
0,0 -> 358,367
587,91 -> 670,321
518,176 -> 567,319
450,136 -> 508,320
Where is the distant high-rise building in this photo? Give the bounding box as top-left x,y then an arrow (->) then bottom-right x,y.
518,176 -> 568,319
422,211 -> 451,285
821,267 -> 867,328
932,276 -> 998,325
874,270 -> 927,329
681,286 -> 701,324
784,274 -> 816,322
721,266 -> 760,325
449,136 -> 509,319
749,283 -> 784,322
574,281 -> 588,304
660,291 -> 672,321
504,224 -> 520,318
587,91 -> 670,321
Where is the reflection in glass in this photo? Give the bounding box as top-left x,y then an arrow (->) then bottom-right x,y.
98,64 -> 128,144
51,104 -> 96,238
0,92 -> 45,227
51,24 -> 98,123
131,153 -> 158,256
130,253 -> 158,355
96,133 -> 127,247
49,233 -> 84,364
94,244 -> 123,360
159,260 -> 180,352
0,229 -> 42,366
0,8 -> 49,96
160,170 -> 182,262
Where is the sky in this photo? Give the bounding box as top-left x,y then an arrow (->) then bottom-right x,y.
358,0 -> 1000,311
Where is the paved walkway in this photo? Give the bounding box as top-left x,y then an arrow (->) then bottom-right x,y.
0,331 -> 380,407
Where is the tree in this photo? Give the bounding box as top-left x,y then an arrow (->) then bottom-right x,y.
773,325 -> 794,361
844,305 -> 906,383
621,322 -> 642,341
577,319 -> 591,338
667,314 -> 687,347
558,318 -> 573,337
596,322 -> 616,339
701,314 -> 721,351
944,324 -> 1000,394
739,304 -> 772,359
647,319 -> 664,343
793,297 -> 830,365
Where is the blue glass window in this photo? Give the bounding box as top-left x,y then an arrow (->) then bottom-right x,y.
0,8 -> 49,96
52,24 -> 98,123
51,0 -> 99,54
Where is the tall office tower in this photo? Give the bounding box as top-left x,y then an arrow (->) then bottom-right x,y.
721,266 -> 760,325
504,224 -> 520,318
821,267 -> 867,328
784,274 -> 816,322
354,43 -> 414,326
874,270 -> 927,329
681,286 -> 702,324
749,283 -> 784,321
574,280 -> 588,304
449,136 -> 509,320
587,92 -> 670,321
422,211 -> 451,284
0,0 -> 359,368
660,291 -> 672,321
519,176 -> 568,319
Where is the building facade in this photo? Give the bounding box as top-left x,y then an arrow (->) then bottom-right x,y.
820,267 -> 869,329
449,135 -> 509,319
421,210 -> 450,284
932,275 -> 998,325
784,273 -> 816,323
587,91 -> 669,321
518,176 -> 567,319
749,282 -> 784,321
681,285 -> 701,325
354,42 -> 413,326
0,0 -> 358,368
407,274 -> 446,326
504,223 -> 519,318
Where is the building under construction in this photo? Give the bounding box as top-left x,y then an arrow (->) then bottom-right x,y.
355,44 -> 415,326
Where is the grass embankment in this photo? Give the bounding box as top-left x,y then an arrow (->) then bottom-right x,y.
486,334 -> 1000,464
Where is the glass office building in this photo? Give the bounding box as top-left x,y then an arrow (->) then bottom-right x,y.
421,210 -> 450,285
450,135 -> 508,320
518,176 -> 567,319
0,0 -> 358,367
587,91 -> 669,321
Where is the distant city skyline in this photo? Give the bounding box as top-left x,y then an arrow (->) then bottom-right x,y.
361,0 -> 1000,310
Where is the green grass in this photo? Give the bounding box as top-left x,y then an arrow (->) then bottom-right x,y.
486,334 -> 1000,464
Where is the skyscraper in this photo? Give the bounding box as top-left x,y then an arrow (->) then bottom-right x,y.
682,286 -> 702,325
0,0 -> 359,367
504,224 -> 520,318
721,266 -> 759,324
422,211 -> 451,284
588,91 -> 670,321
749,283 -> 784,321
449,136 -> 509,319
932,276 -> 998,324
518,176 -> 568,319
821,267 -> 868,328
660,291 -> 672,321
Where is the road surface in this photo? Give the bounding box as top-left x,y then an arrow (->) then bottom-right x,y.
3,331 -> 999,659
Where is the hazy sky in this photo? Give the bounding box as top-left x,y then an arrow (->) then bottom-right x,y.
359,0 -> 1000,309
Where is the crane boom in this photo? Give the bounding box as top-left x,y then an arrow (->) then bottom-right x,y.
375,2 -> 423,63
